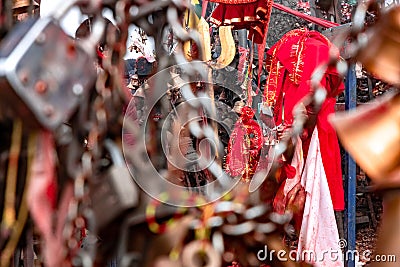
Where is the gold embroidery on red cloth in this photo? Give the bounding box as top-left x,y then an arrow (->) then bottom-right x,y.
243,15 -> 257,21
220,16 -> 258,25
289,33 -> 307,85
209,17 -> 222,26
264,28 -> 307,107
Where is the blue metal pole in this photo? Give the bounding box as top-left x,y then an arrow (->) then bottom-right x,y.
344,64 -> 357,267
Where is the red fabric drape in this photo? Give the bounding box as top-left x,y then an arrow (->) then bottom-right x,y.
210,0 -> 273,44
264,29 -> 345,211
226,107 -> 263,182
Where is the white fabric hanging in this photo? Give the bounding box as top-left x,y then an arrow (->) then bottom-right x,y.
297,128 -> 344,267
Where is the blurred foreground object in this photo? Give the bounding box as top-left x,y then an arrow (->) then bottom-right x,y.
331,3 -> 400,188
329,3 -> 400,267
355,5 -> 400,86
369,190 -> 400,267
330,92 -> 400,188
0,6 -> 102,130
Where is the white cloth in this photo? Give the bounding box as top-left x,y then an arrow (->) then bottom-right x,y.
297,128 -> 343,267
283,136 -> 304,196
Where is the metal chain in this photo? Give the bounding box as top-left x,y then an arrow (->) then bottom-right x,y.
61,0 -> 129,264
0,0 -> 384,265
43,0 -> 381,265
121,2 -> 382,265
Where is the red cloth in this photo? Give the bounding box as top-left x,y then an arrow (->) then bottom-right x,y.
210,0 -> 272,43
27,131 -> 74,266
265,29 -> 344,210
226,106 -> 263,182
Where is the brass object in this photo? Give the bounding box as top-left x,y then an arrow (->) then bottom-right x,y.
356,5 -> 400,86
370,191 -> 400,267
133,87 -> 145,98
198,18 -> 212,62
232,100 -> 245,114
168,72 -> 186,89
182,11 -> 211,62
330,93 -> 400,187
214,26 -> 235,68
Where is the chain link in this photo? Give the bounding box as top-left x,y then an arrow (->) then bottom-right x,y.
60,0 -> 129,263
1,0 -> 381,265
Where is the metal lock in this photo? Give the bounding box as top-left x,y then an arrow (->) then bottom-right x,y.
89,140 -> 139,231
0,3 -> 104,130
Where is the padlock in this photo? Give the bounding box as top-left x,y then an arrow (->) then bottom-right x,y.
89,139 -> 139,231
0,1 -> 105,130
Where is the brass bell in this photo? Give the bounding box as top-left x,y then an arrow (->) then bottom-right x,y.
329,92 -> 400,187
356,5 -> 400,86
